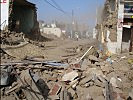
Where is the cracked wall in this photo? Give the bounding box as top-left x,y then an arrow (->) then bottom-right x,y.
96,0 -> 125,54
102,0 -> 118,42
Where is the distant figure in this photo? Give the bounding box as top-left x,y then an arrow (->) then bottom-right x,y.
75,33 -> 79,41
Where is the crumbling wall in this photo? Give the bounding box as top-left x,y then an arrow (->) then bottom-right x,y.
8,0 -> 38,34
96,0 -> 121,54
102,0 -> 118,42
11,5 -> 34,33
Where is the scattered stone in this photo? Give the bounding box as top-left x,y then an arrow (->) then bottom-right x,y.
62,71 -> 78,82
101,65 -> 112,73
68,88 -> 75,97
95,96 -> 105,100
79,75 -> 92,85
85,68 -> 104,77
81,59 -> 91,70
86,93 -> 93,100
89,55 -> 99,63
110,77 -> 122,88
129,88 -> 133,99
87,86 -> 103,99
110,77 -> 118,88
1,37 -> 133,100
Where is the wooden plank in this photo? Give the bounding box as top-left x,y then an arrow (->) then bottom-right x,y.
79,46 -> 93,62
5,85 -> 21,94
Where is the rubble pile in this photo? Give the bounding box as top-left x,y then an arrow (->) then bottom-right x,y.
0,31 -> 25,45
0,46 -> 133,100
0,31 -> 46,48
0,31 -> 47,62
0,48 -> 15,61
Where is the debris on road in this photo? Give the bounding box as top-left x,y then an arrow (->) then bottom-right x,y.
0,28 -> 133,100
1,44 -> 133,100
1,0 -> 133,99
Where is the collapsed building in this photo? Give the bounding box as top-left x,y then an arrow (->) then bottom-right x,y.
96,0 -> 133,54
1,0 -> 38,34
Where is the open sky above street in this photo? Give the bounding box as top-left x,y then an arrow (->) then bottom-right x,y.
29,0 -> 105,28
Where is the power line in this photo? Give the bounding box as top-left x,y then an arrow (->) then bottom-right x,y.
50,0 -> 63,11
42,0 -> 66,14
50,0 -> 71,17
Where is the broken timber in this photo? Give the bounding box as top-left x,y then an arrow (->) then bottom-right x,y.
79,46 -> 93,62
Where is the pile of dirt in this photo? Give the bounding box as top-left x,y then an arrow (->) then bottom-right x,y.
0,31 -> 25,45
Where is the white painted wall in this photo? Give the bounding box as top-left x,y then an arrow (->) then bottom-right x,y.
41,27 -> 62,37
0,0 -> 9,30
116,1 -> 124,53
106,30 -> 117,54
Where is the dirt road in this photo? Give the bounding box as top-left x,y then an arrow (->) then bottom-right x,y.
2,38 -> 98,61
43,38 -> 98,61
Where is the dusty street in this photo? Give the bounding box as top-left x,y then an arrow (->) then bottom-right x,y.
36,38 -> 97,61
1,35 -> 133,100
1,38 -> 98,61
1,0 -> 133,100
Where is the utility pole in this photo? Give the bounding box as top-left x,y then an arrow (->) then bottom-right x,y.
93,1 -> 98,39
71,10 -> 74,38
95,7 -> 98,25
95,0 -> 98,25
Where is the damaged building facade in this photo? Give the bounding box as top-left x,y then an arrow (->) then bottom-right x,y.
97,0 -> 133,54
1,0 -> 38,34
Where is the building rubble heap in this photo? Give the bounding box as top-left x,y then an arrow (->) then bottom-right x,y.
0,37 -> 133,100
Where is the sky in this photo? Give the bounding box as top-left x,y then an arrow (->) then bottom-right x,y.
29,0 -> 105,28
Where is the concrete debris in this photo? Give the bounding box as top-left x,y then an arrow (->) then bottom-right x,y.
89,55 -> 99,62
1,0 -> 132,99
68,88 -> 75,97
85,68 -> 105,77
128,88 -> 133,99
101,65 -> 112,74
110,77 -> 122,88
81,59 -> 91,70
62,71 -> 78,82
86,93 -> 93,100
1,37 -> 133,100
